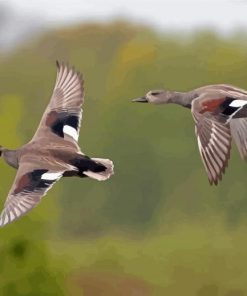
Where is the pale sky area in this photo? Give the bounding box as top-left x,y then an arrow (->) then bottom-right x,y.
1,0 -> 247,49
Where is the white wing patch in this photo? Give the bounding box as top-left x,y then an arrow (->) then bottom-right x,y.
63,125 -> 79,141
41,172 -> 63,181
229,100 -> 247,107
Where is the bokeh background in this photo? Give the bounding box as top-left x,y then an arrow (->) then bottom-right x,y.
1,1 -> 247,295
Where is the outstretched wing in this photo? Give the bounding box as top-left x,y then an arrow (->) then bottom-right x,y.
0,158 -> 66,227
192,96 -> 232,185
32,62 -> 84,145
230,118 -> 247,160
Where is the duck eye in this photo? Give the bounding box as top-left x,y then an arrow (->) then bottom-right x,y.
151,92 -> 161,96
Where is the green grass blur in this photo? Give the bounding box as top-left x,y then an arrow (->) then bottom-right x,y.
0,22 -> 247,295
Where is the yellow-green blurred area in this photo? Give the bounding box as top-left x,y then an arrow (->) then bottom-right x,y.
1,22 -> 247,295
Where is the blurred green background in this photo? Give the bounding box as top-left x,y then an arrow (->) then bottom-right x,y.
1,18 -> 247,296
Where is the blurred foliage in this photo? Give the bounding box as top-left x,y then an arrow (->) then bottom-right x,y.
52,221 -> 247,295
1,21 -> 247,295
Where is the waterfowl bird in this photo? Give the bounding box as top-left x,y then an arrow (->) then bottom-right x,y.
0,62 -> 114,227
132,84 -> 247,185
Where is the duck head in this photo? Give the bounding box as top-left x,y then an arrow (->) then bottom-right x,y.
132,90 -> 173,104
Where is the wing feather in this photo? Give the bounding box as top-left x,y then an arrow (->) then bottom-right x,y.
192,109 -> 231,185
32,62 -> 84,145
230,118 -> 247,159
0,159 -> 66,227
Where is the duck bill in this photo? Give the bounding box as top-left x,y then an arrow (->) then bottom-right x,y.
132,96 -> 148,103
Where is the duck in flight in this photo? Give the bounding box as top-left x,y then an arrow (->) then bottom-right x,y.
132,84 -> 247,185
0,62 -> 114,227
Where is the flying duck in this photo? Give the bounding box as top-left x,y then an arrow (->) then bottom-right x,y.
0,62 -> 114,227
132,84 -> 247,185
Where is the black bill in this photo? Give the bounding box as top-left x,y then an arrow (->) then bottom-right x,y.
132,97 -> 148,103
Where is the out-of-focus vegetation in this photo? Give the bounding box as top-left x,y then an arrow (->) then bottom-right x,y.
1,22 -> 247,295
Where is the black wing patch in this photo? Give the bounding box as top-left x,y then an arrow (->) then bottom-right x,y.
217,97 -> 247,118
219,97 -> 237,116
46,111 -> 80,139
13,169 -> 56,195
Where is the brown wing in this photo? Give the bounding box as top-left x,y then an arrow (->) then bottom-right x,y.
192,97 -> 232,185
32,62 -> 84,145
230,118 -> 247,160
0,157 -> 68,227
195,90 -> 247,122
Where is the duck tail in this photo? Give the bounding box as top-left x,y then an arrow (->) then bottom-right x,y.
83,158 -> 114,181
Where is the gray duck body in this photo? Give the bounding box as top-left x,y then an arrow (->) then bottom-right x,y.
0,62 -> 114,227
133,83 -> 247,185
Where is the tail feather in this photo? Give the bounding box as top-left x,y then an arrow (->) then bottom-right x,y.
83,158 -> 114,181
